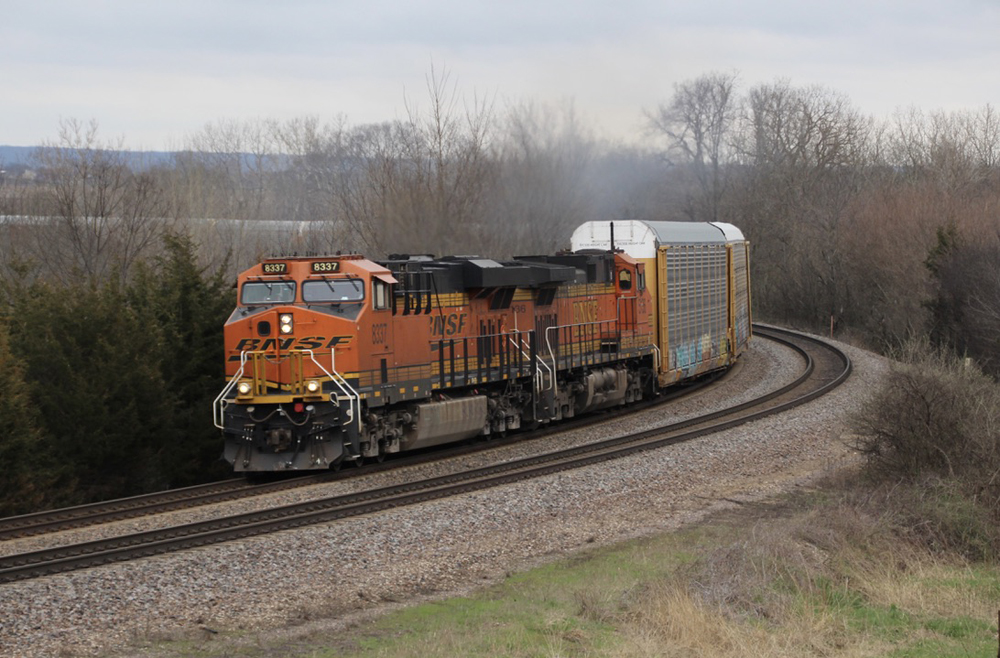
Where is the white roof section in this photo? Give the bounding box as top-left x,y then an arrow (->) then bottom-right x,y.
709,222 -> 746,242
571,220 -> 660,258
571,220 -> 745,259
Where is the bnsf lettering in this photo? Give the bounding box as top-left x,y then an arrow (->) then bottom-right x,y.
229,335 -> 352,360
430,312 -> 467,337
572,300 -> 600,324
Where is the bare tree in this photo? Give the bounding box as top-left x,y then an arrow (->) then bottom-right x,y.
882,106 -> 1000,195
0,161 -> 35,279
269,115 -> 342,225
300,65 -> 502,258
964,104 -> 1000,171
737,80 -> 869,171
647,71 -> 740,222
393,63 -> 499,255
487,100 -> 597,255
28,119 -> 170,284
731,81 -> 873,330
182,118 -> 280,221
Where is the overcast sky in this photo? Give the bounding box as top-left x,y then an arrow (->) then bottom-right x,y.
2,0 -> 998,150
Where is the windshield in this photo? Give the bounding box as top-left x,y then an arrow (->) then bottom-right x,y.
241,281 -> 296,305
303,279 -> 365,303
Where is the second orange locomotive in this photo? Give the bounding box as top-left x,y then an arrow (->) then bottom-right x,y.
216,221 -> 751,472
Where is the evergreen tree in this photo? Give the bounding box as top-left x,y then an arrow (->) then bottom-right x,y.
5,278 -> 176,503
924,223 -> 963,352
0,320 -> 63,515
0,231 -> 235,511
129,232 -> 234,485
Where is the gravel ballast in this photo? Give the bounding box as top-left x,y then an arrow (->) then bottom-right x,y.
0,335 -> 886,658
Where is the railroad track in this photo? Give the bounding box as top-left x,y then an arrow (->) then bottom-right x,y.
0,326 -> 849,584
0,364 -> 719,542
0,476 -> 307,541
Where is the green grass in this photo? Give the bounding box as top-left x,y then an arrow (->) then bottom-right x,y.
338,536 -> 710,658
887,633 -> 998,658
345,596 -> 618,657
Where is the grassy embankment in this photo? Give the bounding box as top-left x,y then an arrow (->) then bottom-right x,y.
141,470 -> 1000,658
326,474 -> 1000,658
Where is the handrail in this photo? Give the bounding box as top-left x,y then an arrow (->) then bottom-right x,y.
212,348 -> 361,433
304,348 -> 361,431
544,319 -> 617,391
507,333 -> 552,392
213,351 -> 250,429
616,292 -> 638,318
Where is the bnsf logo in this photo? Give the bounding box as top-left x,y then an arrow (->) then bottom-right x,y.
430,312 -> 467,337
572,300 -> 600,324
228,336 -> 353,360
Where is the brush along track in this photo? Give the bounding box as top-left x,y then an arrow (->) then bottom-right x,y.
0,326 -> 848,584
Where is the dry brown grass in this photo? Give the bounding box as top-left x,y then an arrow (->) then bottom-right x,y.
853,555 -> 995,620
617,581 -> 890,658
604,475 -> 999,658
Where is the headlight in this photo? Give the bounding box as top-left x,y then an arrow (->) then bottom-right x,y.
279,313 -> 293,334
305,380 -> 321,394
237,381 -> 253,396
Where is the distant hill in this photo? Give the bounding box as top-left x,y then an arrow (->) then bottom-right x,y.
0,146 -> 37,166
0,145 -> 176,169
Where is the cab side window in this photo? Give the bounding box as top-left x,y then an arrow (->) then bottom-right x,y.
618,269 -> 632,291
373,280 -> 390,310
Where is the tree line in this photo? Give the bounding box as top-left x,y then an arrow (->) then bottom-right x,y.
0,235 -> 233,514
0,68 -> 998,513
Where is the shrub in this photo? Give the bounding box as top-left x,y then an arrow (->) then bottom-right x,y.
852,339 -> 1000,551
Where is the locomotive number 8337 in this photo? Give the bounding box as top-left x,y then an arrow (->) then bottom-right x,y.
214,220 -> 752,472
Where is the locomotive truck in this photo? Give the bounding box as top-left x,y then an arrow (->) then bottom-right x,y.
215,220 -> 751,472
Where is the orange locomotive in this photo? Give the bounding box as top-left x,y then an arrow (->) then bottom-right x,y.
216,250 -> 656,471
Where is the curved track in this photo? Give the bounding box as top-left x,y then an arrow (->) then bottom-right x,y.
0,325 -> 850,584
0,363 -> 721,541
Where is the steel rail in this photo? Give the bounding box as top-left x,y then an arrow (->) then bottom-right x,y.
0,475 -> 327,541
